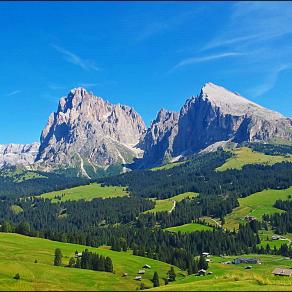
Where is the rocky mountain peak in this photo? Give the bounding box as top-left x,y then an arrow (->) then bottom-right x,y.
36,88 -> 146,175
198,82 -> 284,120
140,82 -> 292,167
0,142 -> 40,168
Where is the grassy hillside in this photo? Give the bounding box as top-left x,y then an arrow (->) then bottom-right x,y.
165,223 -> 213,233
145,192 -> 198,214
224,187 -> 292,230
216,147 -> 292,172
0,167 -> 46,183
150,254 -> 292,291
0,233 -> 183,291
40,183 -> 128,202
151,161 -> 186,171
257,229 -> 291,249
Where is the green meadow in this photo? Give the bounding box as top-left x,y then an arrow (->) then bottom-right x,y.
224,187 -> 292,230
165,222 -> 213,233
40,183 -> 128,202
257,229 -> 291,249
145,192 -> 198,214
0,233 -> 183,291
150,254 -> 292,291
216,147 -> 292,172
150,161 -> 186,171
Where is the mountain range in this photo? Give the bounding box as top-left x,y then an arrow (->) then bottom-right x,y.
1,82 -> 291,176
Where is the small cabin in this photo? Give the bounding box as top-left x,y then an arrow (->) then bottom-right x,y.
205,259 -> 211,263
207,271 -> 213,275
143,264 -> 151,269
138,270 -> 145,274
75,252 -> 82,258
198,269 -> 206,276
122,273 -> 128,277
202,252 -> 210,257
232,258 -> 260,265
272,235 -> 280,240
135,276 -> 142,281
245,266 -> 252,269
272,268 -> 292,277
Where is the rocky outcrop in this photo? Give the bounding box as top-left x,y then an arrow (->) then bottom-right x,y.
138,109 -> 179,166
35,88 -> 145,175
140,82 -> 292,166
0,142 -> 39,168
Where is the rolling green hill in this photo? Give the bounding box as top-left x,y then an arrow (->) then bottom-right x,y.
216,147 -> 292,172
40,183 -> 129,202
224,187 -> 292,230
150,254 -> 292,291
165,223 -> 213,233
145,192 -> 198,214
151,161 -> 186,171
0,233 -> 183,291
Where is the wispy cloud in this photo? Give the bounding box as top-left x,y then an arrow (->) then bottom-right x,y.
48,83 -> 66,91
51,44 -> 99,72
173,52 -> 244,70
248,64 -> 292,98
186,2 -> 292,97
78,82 -> 101,88
7,90 -> 21,97
204,2 -> 292,51
137,8 -> 202,41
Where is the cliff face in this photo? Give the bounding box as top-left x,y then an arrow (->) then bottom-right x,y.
35,88 -> 146,175
139,109 -> 179,166
140,83 -> 292,166
0,142 -> 39,167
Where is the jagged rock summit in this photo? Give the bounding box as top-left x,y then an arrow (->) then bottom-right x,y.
0,142 -> 39,168
200,82 -> 284,119
35,87 -> 146,176
140,82 -> 292,167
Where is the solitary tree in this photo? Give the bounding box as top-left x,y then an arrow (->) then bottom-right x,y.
167,267 -> 176,282
105,256 -> 113,273
152,271 -> 160,287
198,255 -> 208,270
14,273 -> 20,280
68,257 -> 75,268
54,248 -> 63,266
75,258 -> 81,268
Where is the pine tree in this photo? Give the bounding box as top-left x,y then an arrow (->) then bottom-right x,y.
68,257 -> 75,268
167,267 -> 176,282
105,257 -> 113,272
75,258 -> 81,268
198,255 -> 208,270
54,248 -> 62,266
152,271 -> 159,287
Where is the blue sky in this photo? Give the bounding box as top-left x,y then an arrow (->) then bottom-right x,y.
1,1 -> 292,144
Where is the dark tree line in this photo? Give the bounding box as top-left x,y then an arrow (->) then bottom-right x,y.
263,199 -> 292,234
74,249 -> 113,273
100,151 -> 292,202
246,142 -> 292,156
0,166 -> 89,198
0,196 -> 154,234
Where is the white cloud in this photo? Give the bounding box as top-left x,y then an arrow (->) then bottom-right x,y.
204,2 -> 292,50
173,52 -> 244,70
248,64 -> 292,97
51,44 -> 99,72
78,82 -> 101,88
7,90 -> 21,96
